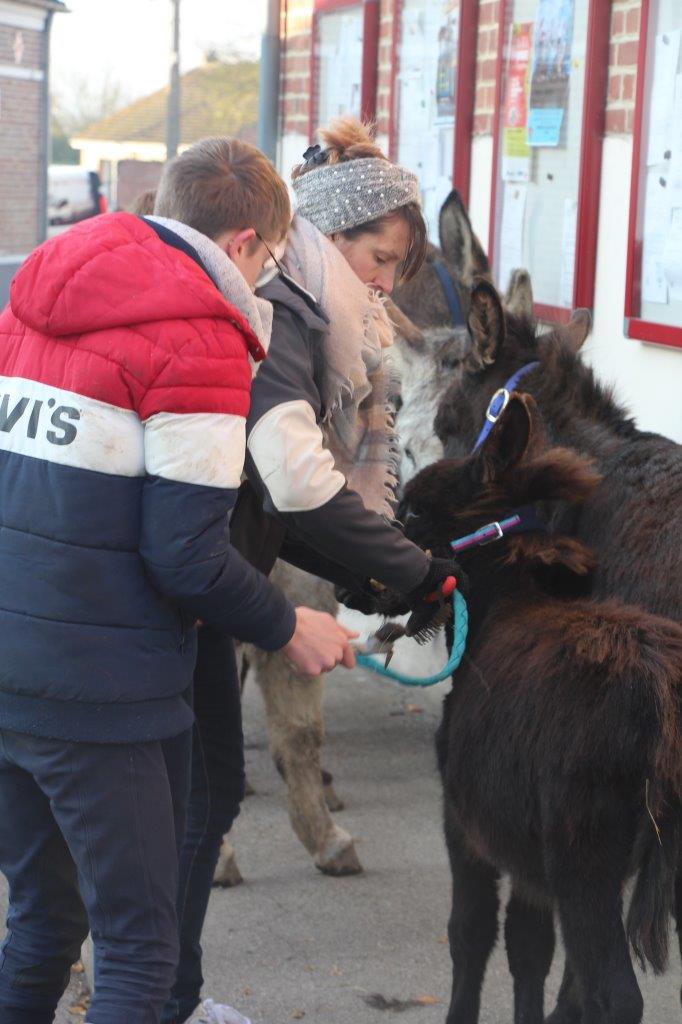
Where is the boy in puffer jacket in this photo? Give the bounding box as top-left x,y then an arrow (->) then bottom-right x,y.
0,137 -> 356,1024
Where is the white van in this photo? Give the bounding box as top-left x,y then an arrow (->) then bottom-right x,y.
48,166 -> 108,236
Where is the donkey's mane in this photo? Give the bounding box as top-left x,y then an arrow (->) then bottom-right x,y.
505,313 -> 639,439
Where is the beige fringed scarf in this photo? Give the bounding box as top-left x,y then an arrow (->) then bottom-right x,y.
283,215 -> 400,520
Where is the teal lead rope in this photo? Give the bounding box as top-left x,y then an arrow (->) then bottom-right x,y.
355,589 -> 468,687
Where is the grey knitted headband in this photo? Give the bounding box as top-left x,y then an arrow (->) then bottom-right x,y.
292,156 -> 421,235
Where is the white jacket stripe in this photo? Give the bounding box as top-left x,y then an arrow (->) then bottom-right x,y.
0,375 -> 144,477
247,400 -> 345,512
144,411 -> 245,488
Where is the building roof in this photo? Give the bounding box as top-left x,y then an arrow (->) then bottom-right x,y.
73,59 -> 258,146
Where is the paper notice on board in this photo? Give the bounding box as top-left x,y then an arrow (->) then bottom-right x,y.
662,207 -> 682,302
560,197 -> 578,308
647,29 -> 681,166
497,183 -> 527,294
641,171 -> 671,304
502,23 -> 533,181
667,74 -> 682,208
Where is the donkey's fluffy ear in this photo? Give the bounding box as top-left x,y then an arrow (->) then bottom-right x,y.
504,268 -> 533,318
563,308 -> 592,353
439,190 -> 491,286
467,278 -> 505,368
480,393 -> 535,480
384,297 -> 425,350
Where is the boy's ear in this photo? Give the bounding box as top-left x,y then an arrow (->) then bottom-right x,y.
218,227 -> 256,261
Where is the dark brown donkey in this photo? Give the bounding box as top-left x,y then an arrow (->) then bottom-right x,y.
432,281 -> 682,1020
399,394 -> 682,1024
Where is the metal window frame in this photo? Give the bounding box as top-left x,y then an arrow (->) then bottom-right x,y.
624,0 -> 682,350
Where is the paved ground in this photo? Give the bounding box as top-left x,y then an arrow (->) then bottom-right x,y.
0,616 -> 679,1022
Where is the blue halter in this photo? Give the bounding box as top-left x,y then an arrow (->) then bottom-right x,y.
433,261 -> 465,326
471,361 -> 540,451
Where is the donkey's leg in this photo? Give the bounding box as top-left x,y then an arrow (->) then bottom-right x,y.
253,647 -> 363,876
504,890 -> 555,1024
545,959 -> 581,1024
213,834 -> 243,888
444,815 -> 500,1024
555,885 -> 643,1024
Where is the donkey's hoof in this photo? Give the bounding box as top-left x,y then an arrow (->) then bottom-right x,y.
315,839 -> 363,876
323,781 -> 345,812
212,851 -> 244,888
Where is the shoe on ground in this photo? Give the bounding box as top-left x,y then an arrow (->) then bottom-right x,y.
185,999 -> 253,1024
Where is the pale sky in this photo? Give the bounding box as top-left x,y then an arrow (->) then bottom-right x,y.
51,0 -> 266,107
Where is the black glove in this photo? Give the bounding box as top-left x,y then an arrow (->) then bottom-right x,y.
404,557 -> 468,638
334,578 -> 411,617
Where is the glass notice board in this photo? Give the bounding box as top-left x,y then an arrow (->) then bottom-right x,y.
625,0 -> 682,349
394,0 -> 461,239
491,0 -> 592,320
314,4 -> 364,127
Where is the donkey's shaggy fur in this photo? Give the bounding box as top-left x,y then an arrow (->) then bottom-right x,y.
401,395 -> 682,1024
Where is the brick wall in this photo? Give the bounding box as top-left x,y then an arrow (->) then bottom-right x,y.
280,0 -> 313,139
606,0 -> 641,135
0,23 -> 45,256
116,160 -> 164,213
473,0 -> 500,135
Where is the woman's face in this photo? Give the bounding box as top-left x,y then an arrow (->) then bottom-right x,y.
332,215 -> 410,294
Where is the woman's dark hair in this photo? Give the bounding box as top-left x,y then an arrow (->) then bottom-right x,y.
292,116 -> 427,282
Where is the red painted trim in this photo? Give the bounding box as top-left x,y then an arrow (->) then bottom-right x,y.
360,0 -> 380,123
627,318 -> 682,350
624,0 -> 682,349
533,302 -> 572,325
387,0 -> 402,161
572,0 -> 610,310
624,0 -> 649,324
452,1 -> 479,207
487,0 -> 508,262
314,0 -> 359,10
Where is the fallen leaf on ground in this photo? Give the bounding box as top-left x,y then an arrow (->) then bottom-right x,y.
71,961 -> 84,974
406,703 -> 423,714
291,1010 -> 305,1020
362,993 -> 438,1012
243,986 -> 252,996
436,935 -> 448,944
331,965 -> 342,976
303,963 -> 314,972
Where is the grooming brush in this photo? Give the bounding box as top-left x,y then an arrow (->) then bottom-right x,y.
409,575 -> 457,645
353,621 -> 406,668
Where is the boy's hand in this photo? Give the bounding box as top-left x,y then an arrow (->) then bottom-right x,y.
282,607 -> 358,675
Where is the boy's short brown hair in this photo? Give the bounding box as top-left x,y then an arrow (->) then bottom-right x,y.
154,136 -> 290,243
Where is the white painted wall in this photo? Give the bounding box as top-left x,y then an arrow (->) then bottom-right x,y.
467,134 -> 682,443
584,136 -> 682,443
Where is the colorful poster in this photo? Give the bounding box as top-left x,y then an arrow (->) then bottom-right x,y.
502,22 -> 533,182
528,0 -> 574,147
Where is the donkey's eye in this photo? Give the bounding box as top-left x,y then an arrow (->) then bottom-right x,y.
405,447 -> 415,465
441,356 -> 461,371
